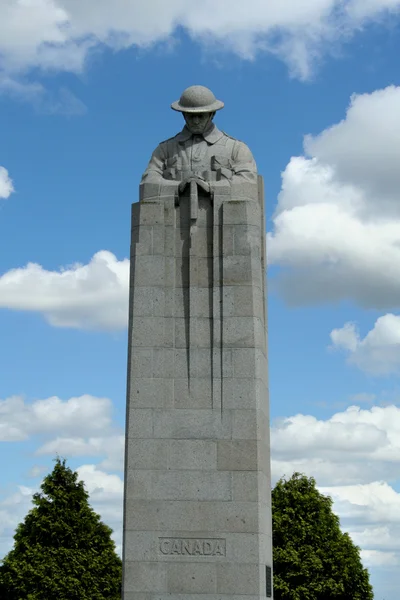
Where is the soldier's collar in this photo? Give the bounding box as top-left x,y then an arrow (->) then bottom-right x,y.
177,124 -> 224,144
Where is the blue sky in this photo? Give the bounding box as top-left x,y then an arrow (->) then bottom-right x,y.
1,2 -> 400,598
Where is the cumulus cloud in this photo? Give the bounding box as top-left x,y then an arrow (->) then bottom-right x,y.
331,315 -> 400,375
271,403 -> 400,574
0,166 -> 14,200
36,435 -> 125,471
0,250 -> 129,331
268,85 -> 400,310
0,0 -> 400,83
272,404 -> 400,485
0,394 -> 114,441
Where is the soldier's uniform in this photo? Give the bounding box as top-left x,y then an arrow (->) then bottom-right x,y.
141,85 -> 257,185
142,124 -> 257,185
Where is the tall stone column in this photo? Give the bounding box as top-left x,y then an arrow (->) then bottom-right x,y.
121,176 -> 273,599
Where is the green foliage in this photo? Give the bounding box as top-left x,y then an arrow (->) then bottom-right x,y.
272,473 -> 374,600
0,458 -> 122,600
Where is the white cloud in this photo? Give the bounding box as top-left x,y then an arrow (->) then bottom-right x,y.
272,404 -> 400,485
0,394 -> 114,441
331,314 -> 400,375
360,549 -> 399,567
0,166 -> 14,199
36,434 -> 125,471
271,403 -> 400,580
0,0 -> 400,84
0,250 -> 129,331
268,86 -> 400,310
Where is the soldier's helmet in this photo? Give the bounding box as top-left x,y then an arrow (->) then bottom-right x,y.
171,85 -> 224,113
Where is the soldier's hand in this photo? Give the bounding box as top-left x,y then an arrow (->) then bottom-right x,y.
178,178 -> 191,193
194,178 -> 210,194
178,177 -> 210,194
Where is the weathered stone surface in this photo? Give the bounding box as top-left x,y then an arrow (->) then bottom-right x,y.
122,86 -> 273,599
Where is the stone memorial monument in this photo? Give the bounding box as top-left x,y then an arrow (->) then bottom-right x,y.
122,85 -> 273,599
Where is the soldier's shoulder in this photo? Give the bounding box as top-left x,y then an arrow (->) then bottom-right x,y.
221,131 -> 250,147
159,131 -> 182,145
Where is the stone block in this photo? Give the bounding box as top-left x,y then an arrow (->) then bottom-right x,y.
223,378 -> 268,411
125,439 -> 169,470
192,318 -> 213,348
174,318 -> 188,348
222,316 -> 264,348
159,181 -> 178,200
124,500 -> 259,533
126,409 -> 153,439
192,227 -> 214,257
234,408 -> 269,440
167,563 -> 217,594
223,200 -> 260,226
151,596 -> 263,600
174,257 -> 189,287
222,256 -> 255,286
132,256 -> 165,287
217,440 -> 258,471
233,285 -> 264,318
192,348 -> 213,377
122,594 -> 151,600
192,258 -> 213,288
126,470 -> 232,501
218,285 -> 235,317
167,440 -> 217,470
139,182 -> 161,202
129,378 -> 174,409
131,225 -> 153,255
232,472 -> 259,502
212,180 -> 232,195
130,347 -> 175,379
153,225 -> 168,255
130,317 -> 168,347
216,563 -> 260,595
153,348 -> 175,378
222,378 -> 256,408
123,561 -> 167,593
133,202 -> 164,226
231,409 -> 258,439
230,181 -> 259,200
221,225 -> 234,256
131,348 -> 153,378
152,409 -> 232,440
174,378 -> 213,409
233,224 -> 261,257
231,348 -> 265,378
131,287 -> 164,318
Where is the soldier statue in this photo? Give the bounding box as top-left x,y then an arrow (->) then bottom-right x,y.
142,85 -> 258,196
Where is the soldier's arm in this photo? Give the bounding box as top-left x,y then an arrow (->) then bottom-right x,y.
141,143 -> 166,182
231,141 -> 258,183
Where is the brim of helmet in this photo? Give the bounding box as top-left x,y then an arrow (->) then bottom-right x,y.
171,100 -> 224,113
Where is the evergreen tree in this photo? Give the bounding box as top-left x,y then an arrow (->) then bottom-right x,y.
272,472 -> 374,600
0,458 -> 122,600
